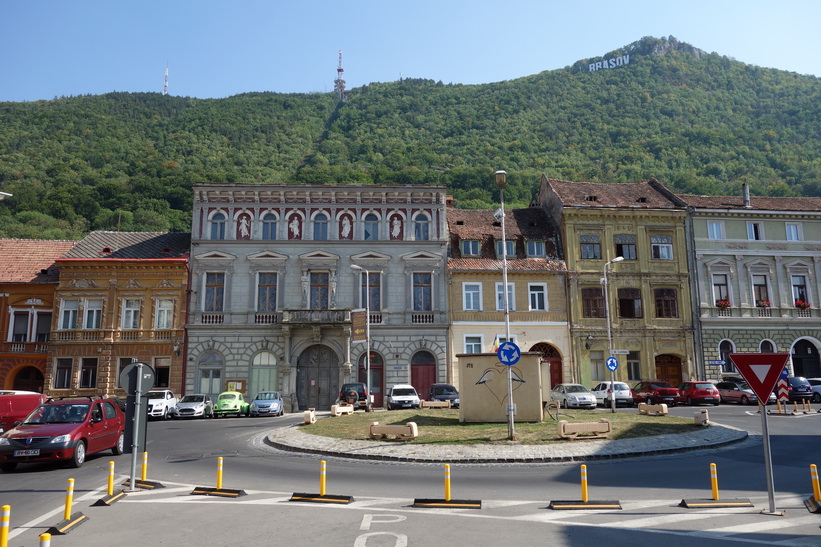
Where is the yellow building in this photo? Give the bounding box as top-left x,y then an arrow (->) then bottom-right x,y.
538,176 -> 695,387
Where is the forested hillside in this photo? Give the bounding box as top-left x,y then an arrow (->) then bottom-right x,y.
1,36 -> 819,239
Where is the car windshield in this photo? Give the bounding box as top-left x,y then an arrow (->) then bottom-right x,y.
392,389 -> 416,396
25,404 -> 90,424
147,392 -> 166,399
613,383 -> 629,390
736,382 -> 751,390
219,394 -> 236,401
650,382 -> 673,388
255,392 -> 279,401
180,395 -> 203,403
565,385 -> 590,393
788,377 -> 808,385
433,386 -> 458,395
695,383 -> 714,389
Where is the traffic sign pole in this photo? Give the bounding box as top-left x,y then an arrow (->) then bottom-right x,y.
759,404 -> 779,515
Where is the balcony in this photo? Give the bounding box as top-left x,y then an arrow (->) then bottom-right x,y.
1,341 -> 48,354
282,309 -> 350,325
703,305 -> 816,319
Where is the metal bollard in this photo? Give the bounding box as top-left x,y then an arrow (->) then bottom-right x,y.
811,464 -> 821,502
141,451 -> 148,481
39,532 -> 51,547
581,465 -> 589,503
107,461 -> 115,496
710,463 -> 719,501
320,460 -> 327,496
1,504 -> 9,547
444,464 -> 451,502
216,456 -> 224,490
64,478 -> 75,521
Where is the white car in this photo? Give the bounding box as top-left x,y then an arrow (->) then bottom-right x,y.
172,394 -> 213,419
146,390 -> 177,420
807,378 -> 821,403
386,384 -> 421,410
551,383 -> 597,409
590,381 -> 633,407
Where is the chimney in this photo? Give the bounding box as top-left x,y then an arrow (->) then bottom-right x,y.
742,183 -> 751,208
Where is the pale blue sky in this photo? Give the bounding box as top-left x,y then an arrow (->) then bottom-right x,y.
1,1 -> 818,102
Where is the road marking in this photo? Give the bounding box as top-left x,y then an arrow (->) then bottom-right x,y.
706,515 -> 821,534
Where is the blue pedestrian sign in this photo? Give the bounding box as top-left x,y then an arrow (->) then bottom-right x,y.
497,341 -> 521,366
606,356 -> 619,372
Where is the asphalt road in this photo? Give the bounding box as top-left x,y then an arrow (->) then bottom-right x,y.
2,404 -> 819,546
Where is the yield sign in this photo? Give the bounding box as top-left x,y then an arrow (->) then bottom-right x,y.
728,353 -> 790,403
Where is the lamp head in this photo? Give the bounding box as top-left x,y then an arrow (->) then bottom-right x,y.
611,256 -> 625,263
494,170 -> 507,190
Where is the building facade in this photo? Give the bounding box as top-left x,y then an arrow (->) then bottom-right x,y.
187,183 -> 450,411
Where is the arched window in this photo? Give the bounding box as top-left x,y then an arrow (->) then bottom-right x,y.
210,213 -> 226,240
364,214 -> 379,241
198,351 -> 223,395
719,340 -> 735,373
760,340 -> 775,353
313,213 -> 329,241
251,351 -> 277,394
262,213 -> 277,240
413,213 -> 430,241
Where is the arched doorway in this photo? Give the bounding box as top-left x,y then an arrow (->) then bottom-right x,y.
197,352 -> 224,397
530,343 -> 562,389
296,344 -> 340,410
12,366 -> 44,392
410,350 -> 437,401
792,340 -> 820,378
357,351 -> 384,407
655,354 -> 682,386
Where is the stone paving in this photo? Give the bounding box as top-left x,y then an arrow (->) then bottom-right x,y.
267,416 -> 748,463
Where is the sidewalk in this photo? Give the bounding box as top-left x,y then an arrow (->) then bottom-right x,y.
267,419 -> 748,463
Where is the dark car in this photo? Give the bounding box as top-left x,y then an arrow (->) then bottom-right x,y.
782,376 -> 813,401
337,382 -> 371,411
678,381 -> 720,406
428,383 -> 460,408
632,381 -> 681,406
0,397 -> 125,472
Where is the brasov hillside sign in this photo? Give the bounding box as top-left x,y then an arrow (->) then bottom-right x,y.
589,54 -> 631,72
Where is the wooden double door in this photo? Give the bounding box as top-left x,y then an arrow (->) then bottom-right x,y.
296,345 -> 340,410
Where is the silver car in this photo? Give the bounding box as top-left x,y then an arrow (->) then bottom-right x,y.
715,380 -> 775,405
249,391 -> 284,416
551,383 -> 597,409
172,394 -> 213,419
590,381 -> 633,407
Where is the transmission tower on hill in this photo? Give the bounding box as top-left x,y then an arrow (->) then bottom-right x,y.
334,50 -> 347,102
163,63 -> 169,95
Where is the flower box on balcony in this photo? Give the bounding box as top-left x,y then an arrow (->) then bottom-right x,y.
795,300 -> 811,310
756,300 -> 771,308
715,300 -> 731,310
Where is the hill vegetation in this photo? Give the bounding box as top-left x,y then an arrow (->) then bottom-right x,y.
1,36 -> 819,239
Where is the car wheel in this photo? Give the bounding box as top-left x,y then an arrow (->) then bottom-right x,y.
112,432 -> 125,455
740,395 -> 749,405
813,393 -> 821,403
71,440 -> 87,468
561,399 -> 568,409
646,397 -> 653,405
0,463 -> 17,473
686,396 -> 693,406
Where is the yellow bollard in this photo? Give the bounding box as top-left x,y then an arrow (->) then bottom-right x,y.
141,451 -> 148,481
444,464 -> 451,502
710,463 -> 719,501
107,461 -> 115,496
319,460 -> 326,496
64,478 -> 75,521
216,457 -> 224,490
811,464 -> 821,502
793,401 -> 798,413
39,532 -> 51,547
581,465 -> 589,503
1,504 -> 10,547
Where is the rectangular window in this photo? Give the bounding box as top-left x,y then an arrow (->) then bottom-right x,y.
121,299 -> 140,329
792,275 -> 808,304
257,273 -> 277,313
119,357 -> 136,377
627,351 -> 641,381
155,298 -> 174,329
154,357 -> 171,388
414,216 -> 430,241
310,272 -> 330,309
464,336 -> 482,354
786,222 -> 802,242
84,299 -> 102,329
261,214 -> 277,240
35,312 -> 51,342
752,274 -> 769,305
582,287 -> 605,318
364,215 -> 379,241
461,240 -> 480,257
618,288 -> 643,318
79,358 -> 97,388
590,351 -> 604,382
580,234 -> 601,260
60,300 -> 78,330
412,273 -> 432,311
495,240 -> 515,258
495,282 -> 515,311
747,222 -> 764,241
654,288 -> 679,318
204,272 -> 225,312
650,235 -> 674,260
462,283 -> 482,311
712,274 -> 729,303
614,234 -> 637,260
707,221 -> 724,240
12,312 -> 28,342
526,240 -> 545,257
54,358 -> 72,389
528,283 -> 547,311
358,272 -> 381,311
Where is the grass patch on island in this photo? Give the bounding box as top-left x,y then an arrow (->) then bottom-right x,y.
301,409 -> 696,445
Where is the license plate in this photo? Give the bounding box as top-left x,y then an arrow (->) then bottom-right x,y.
14,449 -> 40,456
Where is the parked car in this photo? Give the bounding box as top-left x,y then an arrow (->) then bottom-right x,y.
386,384 -> 421,410
716,380 -> 774,405
631,381 -> 681,406
213,391 -> 250,417
807,378 -> 821,403
146,389 -> 177,420
171,394 -> 214,419
0,397 -> 125,472
782,376 -> 813,401
551,383 -> 597,409
678,381 -> 720,406
249,391 -> 284,416
0,392 -> 48,433
590,381 -> 633,407
428,383 -> 460,408
337,382 -> 371,411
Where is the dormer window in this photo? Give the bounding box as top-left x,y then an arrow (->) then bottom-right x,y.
495,240 -> 515,258
585,195 -> 598,202
636,197 -> 648,203
526,240 -> 545,257
101,247 -> 112,254
461,239 -> 480,257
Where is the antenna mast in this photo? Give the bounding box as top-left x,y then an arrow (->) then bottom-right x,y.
163,63 -> 169,95
334,50 -> 347,102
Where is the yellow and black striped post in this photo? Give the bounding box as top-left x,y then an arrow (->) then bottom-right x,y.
680,462 -> 752,508
46,478 -> 88,535
549,464 -> 621,510
290,459 -> 352,504
93,461 -> 127,506
413,463 -> 481,509
804,463 -> 821,512
191,456 -> 247,498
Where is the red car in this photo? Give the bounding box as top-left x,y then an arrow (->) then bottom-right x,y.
678,381 -> 720,406
0,397 -> 125,472
632,381 -> 681,406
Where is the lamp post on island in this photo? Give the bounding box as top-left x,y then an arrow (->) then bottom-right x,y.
494,170 -> 515,441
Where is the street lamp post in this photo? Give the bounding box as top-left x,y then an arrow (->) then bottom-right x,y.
495,170 -> 515,441
351,264 -> 372,409
603,256 -> 624,413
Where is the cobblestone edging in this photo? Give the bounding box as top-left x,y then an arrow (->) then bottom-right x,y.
266,423 -> 749,463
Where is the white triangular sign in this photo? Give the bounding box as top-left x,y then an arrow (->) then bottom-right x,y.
749,364 -> 771,384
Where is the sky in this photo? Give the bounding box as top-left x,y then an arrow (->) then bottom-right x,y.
1,1 -> 819,102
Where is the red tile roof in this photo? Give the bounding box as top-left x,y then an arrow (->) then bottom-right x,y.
448,257 -> 567,272
447,207 -> 561,258
544,177 -> 683,209
60,231 -> 191,260
0,239 -> 77,283
676,194 -> 821,211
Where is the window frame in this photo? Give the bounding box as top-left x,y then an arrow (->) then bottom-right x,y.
707,221 -> 725,240
121,299 -> 141,330
413,213 -> 430,241
464,335 -> 482,354
79,357 -> 98,389
614,234 -> 637,260
617,287 -> 643,318
310,271 -> 330,310
312,213 -> 329,241
461,239 -> 480,257
256,272 -> 278,313
747,221 -> 764,241
462,282 -> 482,311
155,298 -> 174,330
210,212 -> 227,240
650,235 -> 674,260
54,358 -> 72,389
412,272 -> 433,312
654,288 -> 679,318
60,300 -> 79,330
786,222 -> 802,242
204,272 -> 225,313
528,283 -> 547,311
495,240 -> 515,259
357,272 -> 382,311
582,287 -> 606,318
364,213 -> 380,241
495,282 -> 515,311
580,234 -> 602,260
261,213 -> 277,240
791,274 -> 809,305
526,240 -> 545,257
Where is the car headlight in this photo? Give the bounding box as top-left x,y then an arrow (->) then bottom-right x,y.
50,434 -> 72,444
0,437 -> 9,445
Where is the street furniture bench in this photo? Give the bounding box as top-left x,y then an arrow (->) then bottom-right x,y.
420,400 -> 450,409
303,408 -> 317,425
693,409 -> 710,426
638,402 -> 668,416
330,404 -> 354,417
558,419 -> 612,439
368,421 -> 419,440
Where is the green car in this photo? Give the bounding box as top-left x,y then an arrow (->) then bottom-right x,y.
213,391 -> 250,417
